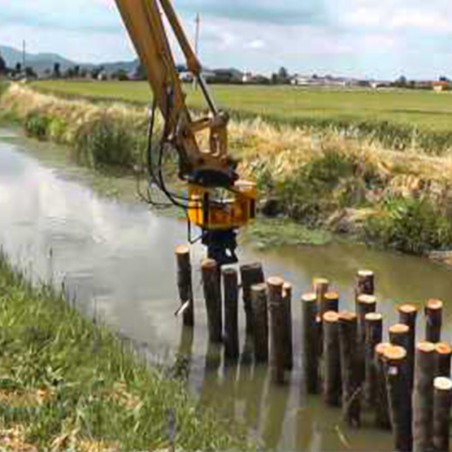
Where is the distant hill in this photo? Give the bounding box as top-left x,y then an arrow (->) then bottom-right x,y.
0,45 -> 138,75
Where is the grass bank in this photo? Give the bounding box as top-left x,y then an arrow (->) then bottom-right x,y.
3,83 -> 452,256
33,80 -> 452,155
0,251 -> 249,450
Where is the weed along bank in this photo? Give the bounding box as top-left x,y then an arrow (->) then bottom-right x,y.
4,83 -> 452,260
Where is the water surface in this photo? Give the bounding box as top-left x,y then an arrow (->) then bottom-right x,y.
2,128 -> 452,450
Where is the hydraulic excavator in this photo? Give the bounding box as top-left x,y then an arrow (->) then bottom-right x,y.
114,0 -> 256,265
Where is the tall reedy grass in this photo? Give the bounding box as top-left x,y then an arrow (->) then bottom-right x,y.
3,83 -> 452,254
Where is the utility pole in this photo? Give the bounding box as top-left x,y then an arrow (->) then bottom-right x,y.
22,40 -> 26,73
193,13 -> 200,90
194,13 -> 201,57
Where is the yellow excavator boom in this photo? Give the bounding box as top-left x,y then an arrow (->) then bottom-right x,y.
114,0 -> 256,263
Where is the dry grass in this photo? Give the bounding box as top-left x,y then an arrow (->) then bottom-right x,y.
3,83 -> 452,253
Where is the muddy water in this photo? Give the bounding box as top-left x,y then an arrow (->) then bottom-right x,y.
2,127 -> 452,451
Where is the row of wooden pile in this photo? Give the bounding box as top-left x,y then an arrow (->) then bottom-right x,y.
175,246 -> 451,452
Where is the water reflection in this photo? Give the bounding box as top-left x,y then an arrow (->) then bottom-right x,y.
3,132 -> 452,450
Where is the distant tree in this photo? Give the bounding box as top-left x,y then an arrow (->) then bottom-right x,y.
134,63 -> 147,80
25,67 -> 37,79
90,66 -> 104,79
53,63 -> 61,78
112,69 -> 129,81
15,63 -> 22,74
394,75 -> 407,88
64,67 -> 75,78
0,53 -> 7,75
277,67 -> 290,84
439,76 -> 450,82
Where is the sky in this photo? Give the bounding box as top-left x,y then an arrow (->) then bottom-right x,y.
1,0 -> 452,79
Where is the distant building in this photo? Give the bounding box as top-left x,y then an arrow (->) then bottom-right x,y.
433,81 -> 449,92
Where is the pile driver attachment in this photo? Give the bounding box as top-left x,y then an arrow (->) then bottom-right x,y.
114,0 -> 256,264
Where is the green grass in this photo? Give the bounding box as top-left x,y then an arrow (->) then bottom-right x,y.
32,80 -> 452,133
0,252 -> 250,450
241,218 -> 333,249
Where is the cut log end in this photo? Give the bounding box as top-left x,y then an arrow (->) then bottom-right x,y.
339,310 -> 357,322
267,276 -> 284,288
434,376 -> 452,391
389,323 -> 410,335
375,342 -> 391,357
365,312 -> 383,322
435,342 -> 452,356
323,311 -> 340,323
325,292 -> 339,301
398,303 -> 418,314
357,294 -> 377,305
252,282 -> 267,294
302,293 -> 317,303
202,258 -> 217,270
358,270 -> 374,278
175,244 -> 190,255
313,277 -> 329,287
427,299 -> 443,310
383,345 -> 407,361
417,341 -> 436,354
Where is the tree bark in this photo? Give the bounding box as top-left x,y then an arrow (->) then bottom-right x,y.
222,267 -> 239,360
251,282 -> 268,363
175,245 -> 194,326
201,259 -> 222,343
268,277 -> 285,385
364,312 -> 383,407
433,377 -> 452,452
323,311 -> 341,406
339,311 -> 360,427
302,293 -> 319,394
240,263 -> 265,335
413,341 -> 436,452
425,299 -> 443,344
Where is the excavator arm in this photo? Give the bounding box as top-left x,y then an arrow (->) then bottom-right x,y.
114,0 -> 256,264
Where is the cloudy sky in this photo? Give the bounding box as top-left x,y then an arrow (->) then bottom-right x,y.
1,0 -> 452,79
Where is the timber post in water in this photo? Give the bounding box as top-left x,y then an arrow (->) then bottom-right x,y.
433,377 -> 452,452
413,341 -> 436,452
375,342 -> 392,429
355,270 -> 375,299
364,312 -> 383,407
398,304 -> 418,391
322,311 -> 341,406
222,267 -> 239,360
302,293 -> 319,394
175,245 -> 194,326
201,259 -> 223,343
324,291 -> 339,313
251,283 -> 269,363
314,278 -> 330,318
383,345 -> 412,452
338,311 -> 360,427
313,278 -> 329,359
435,342 -> 452,378
356,294 -> 377,384
389,323 -> 411,350
425,299 -> 443,343
282,282 -> 293,370
268,276 -> 285,385
240,263 -> 265,335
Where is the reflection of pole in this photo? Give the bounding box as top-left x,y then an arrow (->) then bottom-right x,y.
193,14 -> 200,90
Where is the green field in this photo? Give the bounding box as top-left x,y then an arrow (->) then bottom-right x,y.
32,80 -> 452,133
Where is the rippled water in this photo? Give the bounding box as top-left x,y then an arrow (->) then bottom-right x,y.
2,128 -> 452,450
